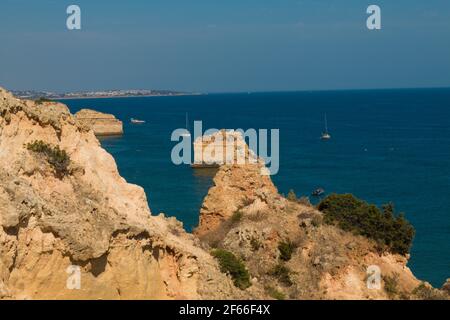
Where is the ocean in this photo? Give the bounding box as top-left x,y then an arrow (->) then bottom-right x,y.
63,88 -> 450,288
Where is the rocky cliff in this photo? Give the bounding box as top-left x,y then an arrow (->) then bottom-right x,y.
75,109 -> 123,136
0,87 -> 240,299
195,163 -> 279,237
195,162 -> 449,300
0,87 -> 447,300
192,130 -> 259,168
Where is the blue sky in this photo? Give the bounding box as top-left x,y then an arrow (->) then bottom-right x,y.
1,0 -> 450,92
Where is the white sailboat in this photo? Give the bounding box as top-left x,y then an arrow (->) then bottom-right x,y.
130,118 -> 145,124
181,112 -> 191,137
321,113 -> 331,140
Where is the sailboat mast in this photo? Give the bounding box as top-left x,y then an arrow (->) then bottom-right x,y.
324,113 -> 328,133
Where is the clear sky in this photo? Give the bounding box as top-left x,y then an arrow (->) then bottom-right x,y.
1,0 -> 449,92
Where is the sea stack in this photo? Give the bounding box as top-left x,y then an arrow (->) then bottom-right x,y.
192,130 -> 259,168
0,87 -> 240,300
75,109 -> 123,136
0,87 -> 448,300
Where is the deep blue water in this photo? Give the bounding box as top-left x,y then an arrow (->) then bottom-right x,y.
63,88 -> 450,288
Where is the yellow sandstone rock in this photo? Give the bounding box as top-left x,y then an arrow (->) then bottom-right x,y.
0,87 -> 447,300
0,87 -> 239,300
75,109 -> 123,136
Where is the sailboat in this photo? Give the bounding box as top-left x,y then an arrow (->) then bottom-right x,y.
321,113 -> 331,140
130,118 -> 145,124
181,112 -> 191,137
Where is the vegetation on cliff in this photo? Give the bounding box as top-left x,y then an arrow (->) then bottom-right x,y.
286,189 -> 312,207
278,240 -> 296,261
34,97 -> 53,104
269,263 -> 293,287
231,211 -> 244,224
318,194 -> 415,255
26,140 -> 70,177
265,286 -> 286,300
412,282 -> 449,300
287,189 -> 298,202
211,249 -> 251,290
383,273 -> 400,299
1,89 -> 241,300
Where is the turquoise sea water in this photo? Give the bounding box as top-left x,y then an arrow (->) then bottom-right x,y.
63,88 -> 450,287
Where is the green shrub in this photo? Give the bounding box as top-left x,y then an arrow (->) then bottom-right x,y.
211,249 -> 251,290
278,241 -> 296,261
318,194 -> 415,255
35,97 -> 53,104
383,274 -> 399,299
265,286 -> 285,300
231,211 -> 243,224
412,283 -> 448,300
269,264 -> 293,287
26,140 -> 70,177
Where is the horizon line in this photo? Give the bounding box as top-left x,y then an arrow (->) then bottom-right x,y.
205,85 -> 450,95
6,85 -> 450,98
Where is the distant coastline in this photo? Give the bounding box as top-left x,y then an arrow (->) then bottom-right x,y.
56,93 -> 203,100
10,87 -> 450,101
11,89 -> 202,100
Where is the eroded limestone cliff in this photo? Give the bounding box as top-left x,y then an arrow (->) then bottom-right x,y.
75,109 -> 123,136
0,87 -> 447,300
0,87 -> 240,299
195,161 -> 449,300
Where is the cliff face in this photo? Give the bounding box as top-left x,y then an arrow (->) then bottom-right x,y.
75,109 -> 123,136
0,88 -> 239,299
195,161 -> 447,300
195,163 -> 279,237
192,130 -> 260,168
0,87 -> 447,300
